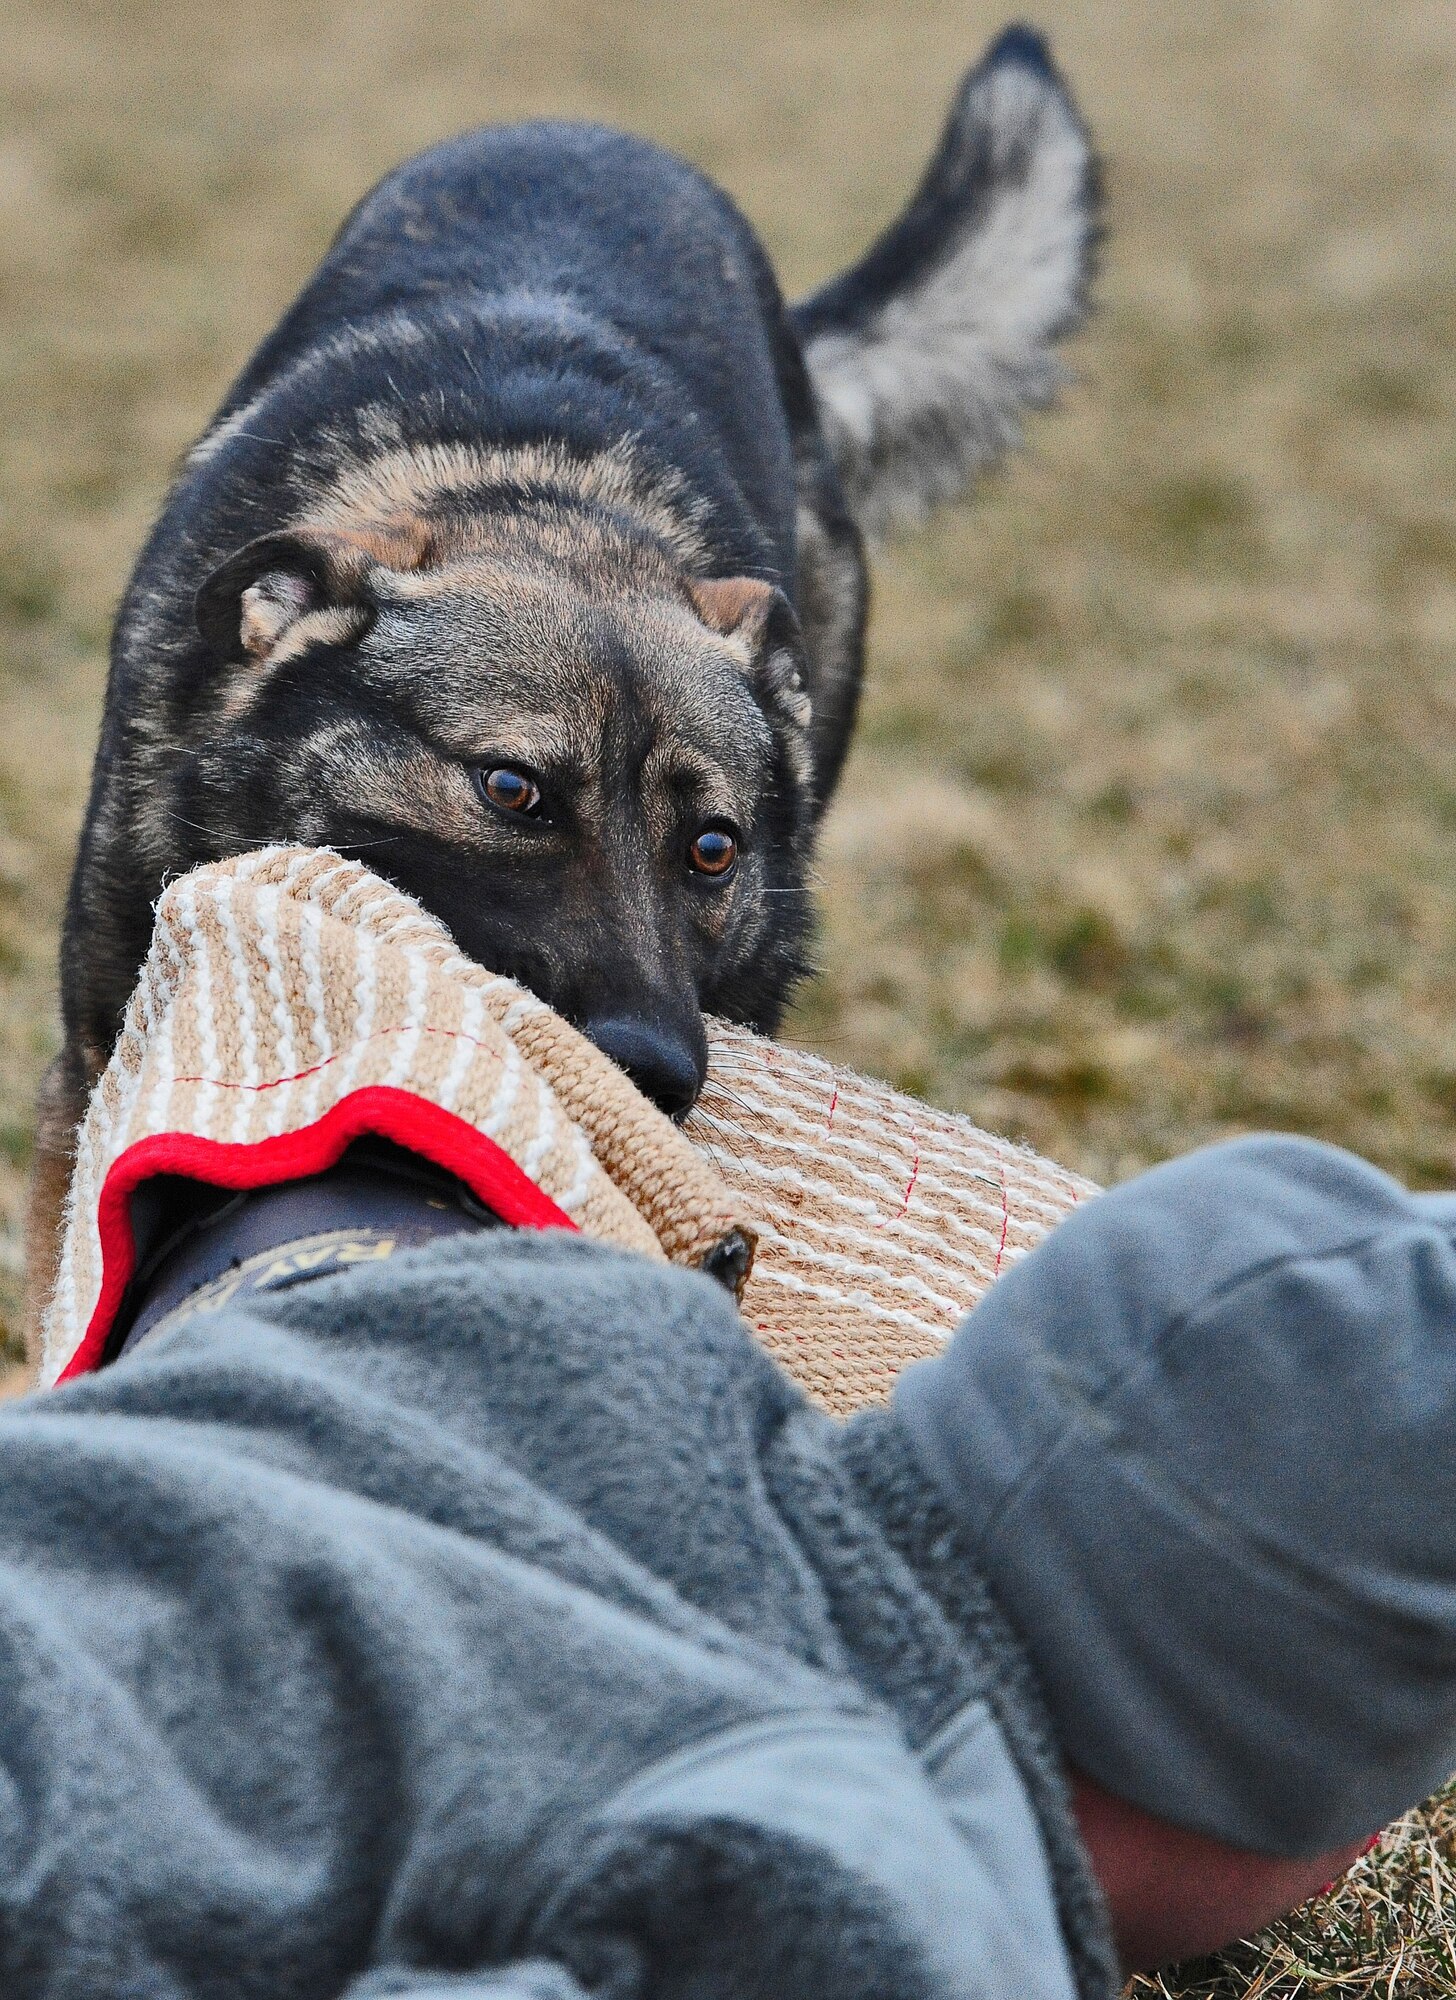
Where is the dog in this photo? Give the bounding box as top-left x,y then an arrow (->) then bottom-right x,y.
28,23 -> 1098,1351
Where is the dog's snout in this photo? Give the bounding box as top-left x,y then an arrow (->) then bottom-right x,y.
584,1015 -> 707,1120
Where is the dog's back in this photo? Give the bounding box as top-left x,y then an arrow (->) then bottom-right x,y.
219,123 -> 814,583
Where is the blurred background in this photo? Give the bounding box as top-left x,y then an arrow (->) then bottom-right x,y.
2,0 -> 1454,1362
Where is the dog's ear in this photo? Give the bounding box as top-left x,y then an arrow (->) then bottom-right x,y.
196,527 -> 416,665
689,577 -> 812,733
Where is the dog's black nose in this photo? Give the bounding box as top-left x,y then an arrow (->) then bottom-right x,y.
584,1016 -> 707,1120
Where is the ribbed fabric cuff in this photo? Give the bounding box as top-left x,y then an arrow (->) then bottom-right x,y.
839,1406 -> 1119,2000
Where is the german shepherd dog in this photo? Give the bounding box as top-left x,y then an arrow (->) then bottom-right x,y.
29,25 -> 1097,1344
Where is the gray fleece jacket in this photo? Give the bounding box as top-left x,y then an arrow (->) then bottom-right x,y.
0,1232 -> 1116,2000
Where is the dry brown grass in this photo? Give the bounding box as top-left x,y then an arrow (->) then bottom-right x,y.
1130,1784 -> 1456,2000
1,1 -> 1454,1990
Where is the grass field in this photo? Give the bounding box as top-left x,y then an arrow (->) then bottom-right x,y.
2,1 -> 1455,1990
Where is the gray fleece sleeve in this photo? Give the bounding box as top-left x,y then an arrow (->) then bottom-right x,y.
0,1231 -> 1078,2000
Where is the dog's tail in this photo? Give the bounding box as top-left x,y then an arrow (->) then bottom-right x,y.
790,25 -> 1100,542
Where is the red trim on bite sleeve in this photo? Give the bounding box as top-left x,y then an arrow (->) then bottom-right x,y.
56,1085 -> 577,1384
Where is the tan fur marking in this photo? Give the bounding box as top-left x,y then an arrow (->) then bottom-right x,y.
303,439 -> 711,574
341,748 -> 487,848
239,578 -> 306,660
327,518 -> 436,574
215,605 -> 372,725
265,604 -> 372,670
688,577 -> 812,740
688,575 -> 785,663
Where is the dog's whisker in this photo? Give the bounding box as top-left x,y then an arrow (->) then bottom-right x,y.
698,1076 -> 774,1122
156,810 -> 261,845
156,810 -> 401,858
683,1107 -> 753,1165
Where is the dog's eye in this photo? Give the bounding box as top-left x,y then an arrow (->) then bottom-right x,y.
688,824 -> 738,879
475,766 -> 543,818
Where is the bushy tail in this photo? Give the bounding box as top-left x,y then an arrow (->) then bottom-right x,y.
791,24 -> 1100,541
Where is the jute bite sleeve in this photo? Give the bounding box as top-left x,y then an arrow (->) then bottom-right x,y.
45,845 -> 1098,1407
688,1028 -> 1098,1415
42,845 -> 752,1384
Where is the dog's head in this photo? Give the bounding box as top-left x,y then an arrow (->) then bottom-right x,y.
190,503 -> 815,1116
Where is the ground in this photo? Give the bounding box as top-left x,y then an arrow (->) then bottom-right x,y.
2,0 -> 1454,1990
